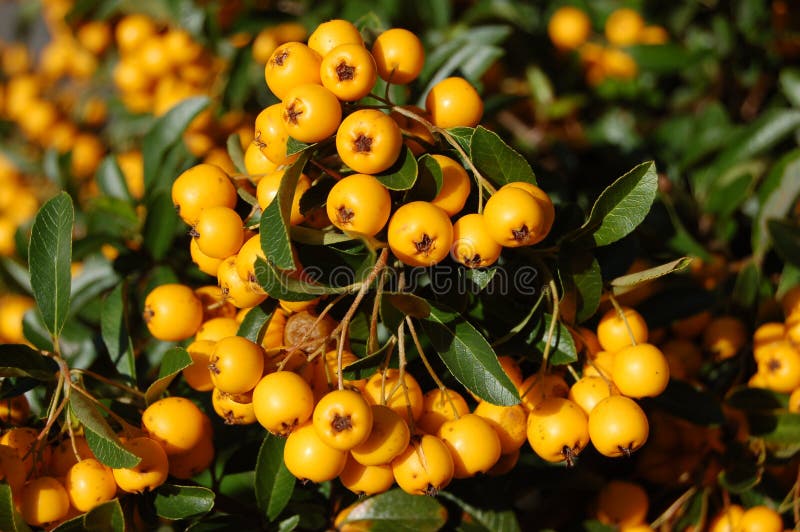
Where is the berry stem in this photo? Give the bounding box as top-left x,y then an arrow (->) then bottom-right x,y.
71,368 -> 145,399
649,486 -> 698,529
609,293 -> 638,346
406,316 -> 460,419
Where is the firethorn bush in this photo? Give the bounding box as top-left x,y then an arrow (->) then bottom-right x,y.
0,0 -> 799,530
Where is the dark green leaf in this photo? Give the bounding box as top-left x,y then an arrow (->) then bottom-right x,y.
745,412 -> 800,444
341,341 -> 394,379
536,313 -> 578,366
341,489 -> 447,532
446,127 -> 475,155
578,161 -> 658,247
286,137 -> 312,156
768,219 -> 800,267
71,391 -> 140,468
627,44 -> 704,73
254,258 -> 346,301
469,126 -> 536,187
143,191 -> 181,261
144,348 -> 193,405
143,96 -> 210,194
385,293 -> 430,319
410,154 -> 444,202
260,151 -> 312,271
69,255 -> 121,316
439,492 -> 521,532
581,520 -> 617,532
726,386 -> 789,411
610,257 -> 693,295
101,284 -> 136,385
277,515 -> 301,532
83,499 -> 125,532
560,247 -> 602,323
290,226 -> 356,246
644,380 -> 724,426
719,462 -> 761,494
753,149 -> 800,260
421,301 -> 519,406
732,260 -> 762,308
0,344 -> 58,380
28,192 -> 74,338
374,146 -> 418,190
22,309 -> 53,351
226,133 -> 247,175
705,171 -> 756,217
255,434 -> 295,521
780,68 -> 800,107
0,484 -> 31,532
154,484 -> 215,520
237,300 -> 278,343
96,156 -> 132,201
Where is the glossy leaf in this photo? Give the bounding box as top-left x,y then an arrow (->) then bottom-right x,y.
610,257 -> 693,295
745,412 -> 800,444
144,347 -> 193,405
536,313 -> 578,366
753,149 -> 800,260
28,191 -> 74,338
374,146 -> 418,190
226,133 -> 247,175
83,499 -> 125,532
727,386 -> 789,411
254,258 -> 346,301
447,127 -> 475,155
469,126 -> 536,187
439,492 -> 521,532
101,284 -> 136,385
0,344 -> 58,380
341,489 -> 447,532
421,300 -> 519,406
286,137 -> 312,156
142,190 -> 181,261
260,151 -> 312,271
0,484 -> 31,532
579,161 -> 658,247
255,434 -> 295,522
154,484 -> 215,520
411,153 -> 444,201
71,391 -> 140,468
96,156 -> 132,201
559,247 -> 602,323
237,299 -> 278,343
768,219 -> 800,266
143,96 -> 210,194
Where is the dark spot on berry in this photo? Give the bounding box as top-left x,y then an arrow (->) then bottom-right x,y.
285,101 -> 302,124
353,133 -> 373,153
336,61 -> 356,81
331,413 -> 352,432
511,225 -> 529,243
464,254 -> 482,267
337,206 -> 354,225
414,233 -> 434,255
273,50 -> 289,66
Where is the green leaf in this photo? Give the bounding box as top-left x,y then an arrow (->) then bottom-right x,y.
421,300 -> 519,406
705,170 -> 757,218
28,191 -> 74,338
745,412 -> 800,444
610,257 -> 693,295
627,44 -> 704,73
374,146 -> 418,190
70,391 -> 140,468
578,161 -> 658,247
289,226 -> 356,246
101,284 -> 136,385
559,247 -> 602,324
254,258 -> 346,301
446,127 -> 474,155
409,153 -> 444,202
768,219 -> 800,267
260,151 -> 312,271
753,149 -> 800,261
226,133 -> 247,175
277,515 -> 301,532
644,380 -> 724,427
144,347 -> 193,405
286,137 -> 313,156
154,484 -> 215,520
385,293 -> 431,319
732,260 -> 762,309
0,484 -> 31,532
143,190 -> 181,261
439,492 -> 521,532
341,489 -> 447,532
143,96 -> 210,194
780,68 -> 800,107
726,386 -> 789,411
83,499 -> 125,532
255,434 -> 295,522
237,300 -> 278,343
536,313 -> 577,366
0,344 -> 58,380
96,156 -> 132,202
469,126 -> 536,187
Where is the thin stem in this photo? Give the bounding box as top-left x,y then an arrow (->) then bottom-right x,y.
393,321 -> 416,432
650,486 -> 698,529
333,248 -> 390,390
609,293 -> 638,346
278,292 -> 349,371
368,269 -> 388,355
309,159 -> 346,180
794,463 -> 800,528
70,384 -> 139,435
539,278 -> 561,374
406,316 -> 460,419
71,368 -> 145,399
566,364 -> 580,382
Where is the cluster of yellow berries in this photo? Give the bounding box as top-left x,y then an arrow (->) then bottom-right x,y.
547,6 -> 669,85
0,394 -> 213,528
0,155 -> 41,259
748,286 -> 800,406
